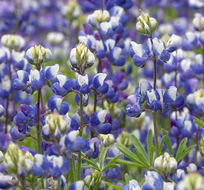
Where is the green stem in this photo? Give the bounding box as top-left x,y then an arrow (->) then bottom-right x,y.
77,93 -> 84,180
195,127 -> 200,165
150,36 -> 159,156
153,111 -> 159,156
36,89 -> 42,153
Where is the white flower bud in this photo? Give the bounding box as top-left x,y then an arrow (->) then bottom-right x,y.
154,152 -> 177,174
136,12 -> 157,35
26,45 -> 52,64
1,34 -> 25,50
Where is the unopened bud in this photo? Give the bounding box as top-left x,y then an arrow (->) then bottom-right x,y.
136,11 -> 157,35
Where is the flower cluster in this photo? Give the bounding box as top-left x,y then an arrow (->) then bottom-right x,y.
0,0 -> 203,190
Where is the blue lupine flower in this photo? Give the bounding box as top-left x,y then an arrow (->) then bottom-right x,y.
145,89 -> 161,111
75,93 -> 89,106
166,34 -> 182,52
123,179 -> 141,190
76,74 -> 90,94
45,64 -> 59,81
69,180 -> 84,190
151,37 -> 171,64
97,123 -> 112,134
52,74 -> 72,96
10,127 -> 24,141
163,86 -> 184,108
0,104 -> 5,117
0,173 -> 13,189
92,73 -> 108,92
30,69 -> 45,90
193,54 -> 204,74
0,47 -> 9,62
179,59 -> 195,80
130,41 -> 150,67
47,155 -> 69,179
0,75 -> 12,98
48,95 -> 69,115
13,70 -> 29,90
142,171 -> 162,190
90,110 -> 108,126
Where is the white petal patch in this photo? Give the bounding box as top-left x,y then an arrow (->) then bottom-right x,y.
77,74 -> 89,86
113,47 -> 121,60
98,110 -> 108,123
97,73 -> 107,86
30,69 -> 40,81
130,41 -> 143,57
147,90 -> 156,104
168,86 -> 177,101
57,74 -> 67,87
17,70 -> 25,82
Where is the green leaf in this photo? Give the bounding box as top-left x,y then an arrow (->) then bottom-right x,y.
82,157 -> 100,171
178,144 -> 196,162
149,146 -> 154,166
102,164 -> 120,172
176,138 -> 187,161
115,143 -> 149,168
147,130 -> 154,165
81,164 -> 98,170
194,117 -> 204,129
133,148 -> 150,167
103,154 -> 123,172
124,173 -> 130,184
99,147 -> 109,169
104,181 -> 123,190
130,134 -> 149,163
115,159 -> 147,168
159,135 -> 166,153
161,129 -> 173,155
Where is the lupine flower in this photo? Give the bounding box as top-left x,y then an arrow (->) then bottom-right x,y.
166,34 -> 182,52
69,180 -> 84,190
142,171 -> 163,190
154,152 -> 177,174
48,95 -> 69,115
122,179 -> 141,190
0,104 -> 5,117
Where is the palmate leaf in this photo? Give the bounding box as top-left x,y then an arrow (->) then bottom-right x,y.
115,143 -> 150,168
130,134 -> 149,164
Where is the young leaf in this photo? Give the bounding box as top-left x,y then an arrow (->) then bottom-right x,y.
176,138 -> 187,161
99,147 -> 109,169
149,146 -> 154,166
130,134 -> 149,163
161,129 -> 173,155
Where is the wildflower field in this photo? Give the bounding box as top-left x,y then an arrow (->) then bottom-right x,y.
0,0 -> 204,189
